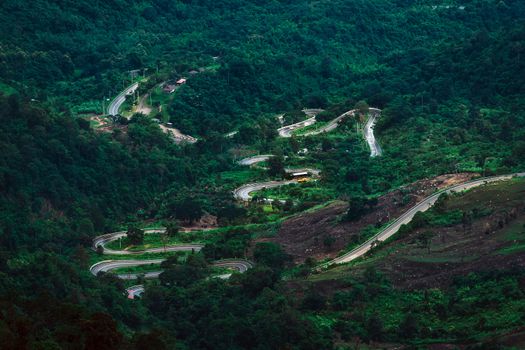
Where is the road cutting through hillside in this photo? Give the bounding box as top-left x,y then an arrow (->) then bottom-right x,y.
233,180 -> 300,202
109,82 -> 197,143
320,172 -> 525,268
277,107 -> 382,157
108,83 -> 139,116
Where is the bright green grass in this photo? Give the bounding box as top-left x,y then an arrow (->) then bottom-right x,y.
219,168 -> 267,187
149,84 -> 178,122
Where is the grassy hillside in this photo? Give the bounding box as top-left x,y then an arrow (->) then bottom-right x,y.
299,178 -> 525,347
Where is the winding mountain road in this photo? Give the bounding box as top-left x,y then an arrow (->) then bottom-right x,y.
300,109 -> 358,136
237,155 -> 320,176
233,180 -> 299,202
278,117 -> 317,137
276,107 -> 382,157
108,82 -> 139,116
321,173 -> 525,268
237,155 -> 274,166
108,82 -> 197,143
90,258 -> 253,280
364,109 -> 382,157
93,229 -> 204,255
126,285 -> 146,299
90,229 -> 253,298
123,259 -> 254,298
90,259 -> 165,279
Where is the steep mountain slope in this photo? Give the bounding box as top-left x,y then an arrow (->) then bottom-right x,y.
0,1 -> 524,349
296,178 -> 525,347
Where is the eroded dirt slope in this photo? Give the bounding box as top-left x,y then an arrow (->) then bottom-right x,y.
271,173 -> 476,262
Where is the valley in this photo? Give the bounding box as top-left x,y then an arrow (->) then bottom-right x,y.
1,0 -> 525,349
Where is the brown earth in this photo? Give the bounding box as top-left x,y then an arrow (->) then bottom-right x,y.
306,177 -> 525,290
180,213 -> 218,232
371,180 -> 525,289
86,115 -> 128,134
270,173 -> 477,263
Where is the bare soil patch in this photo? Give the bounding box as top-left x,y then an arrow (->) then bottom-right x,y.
310,178 -> 525,290
270,173 -> 477,263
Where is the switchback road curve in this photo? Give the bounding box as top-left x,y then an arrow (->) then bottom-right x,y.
108,82 -> 139,116
364,109 -> 382,157
237,155 -> 321,177
90,258 -> 253,280
237,155 -> 274,166
90,230 -> 253,298
278,116 -> 317,137
93,229 -> 204,255
123,259 -> 254,299
320,172 -> 525,268
277,107 -> 382,157
109,82 -> 197,143
233,180 -> 299,202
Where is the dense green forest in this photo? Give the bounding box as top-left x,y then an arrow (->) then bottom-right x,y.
1,0 -> 525,349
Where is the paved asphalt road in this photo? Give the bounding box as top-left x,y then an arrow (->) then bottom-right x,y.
90,258 -> 253,280
236,155 -> 321,177
108,82 -> 139,116
364,109 -> 382,157
233,180 -> 298,201
278,107 -> 383,158
92,229 -> 204,255
91,229 -> 253,297
126,285 -> 145,299
300,108 -> 358,136
237,154 -> 274,166
278,116 -> 317,137
124,259 -> 254,298
90,259 -> 165,279
321,173 -> 525,268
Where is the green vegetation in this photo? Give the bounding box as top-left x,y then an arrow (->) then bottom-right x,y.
255,181 -> 335,203
306,268 -> 525,346
1,0 -> 525,349
292,121 -> 329,136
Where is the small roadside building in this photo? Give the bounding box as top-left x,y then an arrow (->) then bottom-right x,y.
176,78 -> 187,85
